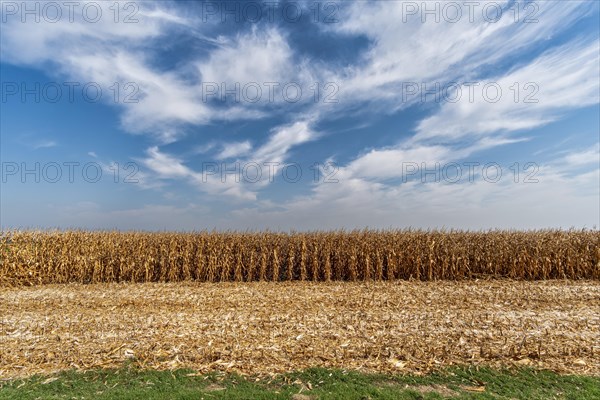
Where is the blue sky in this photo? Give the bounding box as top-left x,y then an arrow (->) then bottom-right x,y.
1,0 -> 599,230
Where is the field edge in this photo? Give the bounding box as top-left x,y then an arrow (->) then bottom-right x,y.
1,365 -> 600,400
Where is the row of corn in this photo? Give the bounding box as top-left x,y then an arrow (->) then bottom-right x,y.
0,229 -> 598,285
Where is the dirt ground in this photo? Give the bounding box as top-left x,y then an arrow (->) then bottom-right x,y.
1,280 -> 598,379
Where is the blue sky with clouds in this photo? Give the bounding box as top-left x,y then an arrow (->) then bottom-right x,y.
1,0 -> 599,230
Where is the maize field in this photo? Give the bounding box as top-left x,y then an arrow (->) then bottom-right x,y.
1,229 -> 599,379
1,229 -> 598,286
1,281 -> 599,378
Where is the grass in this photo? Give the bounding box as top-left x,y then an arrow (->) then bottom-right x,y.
1,366 -> 599,399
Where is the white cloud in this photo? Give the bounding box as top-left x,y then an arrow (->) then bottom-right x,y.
227,161 -> 599,230
1,1 -> 214,141
216,141 -> 252,159
0,2 -> 301,141
253,119 -> 317,164
198,27 -> 294,88
138,119 -> 317,200
0,1 -> 189,65
15,134 -> 58,149
2,1 -> 598,230
32,140 -> 57,149
61,50 -> 216,139
338,135 -> 528,182
139,145 -> 257,200
327,1 -> 593,113
196,26 -> 324,113
562,143 -> 600,168
345,145 -> 452,180
414,40 -> 600,142
141,146 -> 194,179
193,142 -> 217,155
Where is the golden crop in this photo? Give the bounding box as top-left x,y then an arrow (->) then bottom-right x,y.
1,229 -> 598,286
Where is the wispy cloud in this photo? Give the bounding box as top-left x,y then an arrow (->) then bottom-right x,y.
0,5 -> 324,142
32,140 -> 57,149
2,1 -> 598,230
198,27 -> 294,89
561,143 -> 600,168
414,40 -> 600,142
138,118 -> 317,200
216,141 -> 252,160
316,1 -> 596,124
14,134 -> 58,149
253,119 -> 317,165
229,161 -> 599,230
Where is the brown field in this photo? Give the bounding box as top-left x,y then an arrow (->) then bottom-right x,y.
1,230 -> 599,285
1,280 -> 599,379
2,230 -> 598,379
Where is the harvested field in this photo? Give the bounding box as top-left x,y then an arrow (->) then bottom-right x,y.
1,230 -> 599,285
1,280 -> 598,379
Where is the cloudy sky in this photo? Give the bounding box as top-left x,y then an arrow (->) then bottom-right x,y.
1,0 -> 599,230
